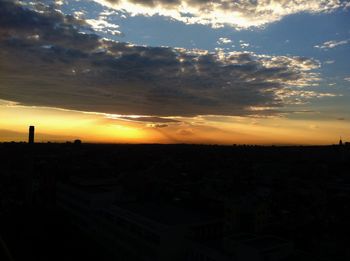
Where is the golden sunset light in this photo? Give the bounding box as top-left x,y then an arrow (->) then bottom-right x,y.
1,100 -> 348,145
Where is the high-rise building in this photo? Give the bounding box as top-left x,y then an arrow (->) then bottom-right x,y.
29,125 -> 35,144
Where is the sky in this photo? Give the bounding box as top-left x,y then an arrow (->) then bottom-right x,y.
1,0 -> 350,144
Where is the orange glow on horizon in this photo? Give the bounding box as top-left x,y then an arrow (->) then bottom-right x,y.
0,100 -> 349,145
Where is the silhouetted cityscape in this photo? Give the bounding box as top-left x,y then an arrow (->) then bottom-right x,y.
1,126 -> 350,260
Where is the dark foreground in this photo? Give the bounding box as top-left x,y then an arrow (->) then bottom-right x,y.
0,143 -> 349,261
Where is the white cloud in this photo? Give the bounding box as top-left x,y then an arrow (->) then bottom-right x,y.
93,0 -> 349,29
239,41 -> 250,49
55,0 -> 65,5
86,17 -> 122,36
73,11 -> 86,19
315,39 -> 349,50
217,37 -> 232,45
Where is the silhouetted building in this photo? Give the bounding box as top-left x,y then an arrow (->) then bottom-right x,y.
28,125 -> 35,144
339,138 -> 343,145
74,139 -> 82,145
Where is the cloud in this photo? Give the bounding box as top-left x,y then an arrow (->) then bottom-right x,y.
81,6 -> 123,36
86,18 -> 122,36
176,128 -> 194,136
0,0 -> 335,118
217,37 -> 232,45
117,116 -> 179,123
315,39 -> 349,50
147,123 -> 169,128
94,0 -> 349,28
239,40 -> 250,49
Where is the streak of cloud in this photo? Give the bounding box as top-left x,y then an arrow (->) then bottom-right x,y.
315,39 -> 349,50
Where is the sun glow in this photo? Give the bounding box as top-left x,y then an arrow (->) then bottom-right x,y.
0,100 -> 149,143
0,100 -> 349,145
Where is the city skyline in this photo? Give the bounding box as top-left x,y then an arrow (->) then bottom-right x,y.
1,0 -> 350,144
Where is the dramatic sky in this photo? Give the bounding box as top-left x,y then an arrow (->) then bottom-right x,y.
1,0 -> 350,144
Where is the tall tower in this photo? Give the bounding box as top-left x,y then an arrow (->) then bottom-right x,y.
28,125 -> 35,144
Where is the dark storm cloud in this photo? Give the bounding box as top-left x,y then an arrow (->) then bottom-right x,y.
0,0 -> 331,117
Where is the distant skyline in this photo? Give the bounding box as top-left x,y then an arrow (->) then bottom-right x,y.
1,0 -> 350,144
